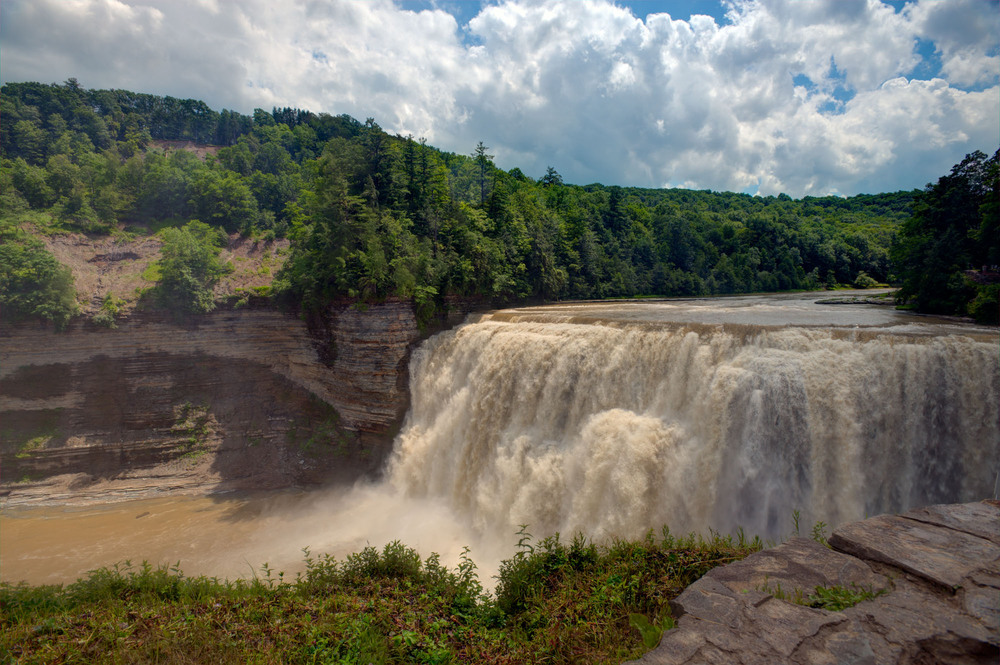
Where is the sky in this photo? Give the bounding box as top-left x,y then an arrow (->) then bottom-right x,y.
1,0 -> 997,197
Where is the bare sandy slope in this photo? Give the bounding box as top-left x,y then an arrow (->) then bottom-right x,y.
40,231 -> 289,316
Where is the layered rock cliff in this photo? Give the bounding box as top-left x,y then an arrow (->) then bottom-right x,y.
0,300 -> 426,504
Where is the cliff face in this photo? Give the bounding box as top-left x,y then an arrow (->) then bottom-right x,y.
0,301 -> 422,504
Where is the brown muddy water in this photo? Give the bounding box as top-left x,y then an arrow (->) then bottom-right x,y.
1,487 -> 494,586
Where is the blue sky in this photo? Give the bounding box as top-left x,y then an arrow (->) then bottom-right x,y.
1,0 -> 997,197
401,1 -> 736,30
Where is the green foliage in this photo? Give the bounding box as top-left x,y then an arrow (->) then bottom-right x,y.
892,149 -> 1000,318
757,577 -> 886,612
91,293 -> 124,328
3,80 -> 926,321
492,523 -> 760,664
852,271 -> 879,289
967,283 -> 1000,325
755,577 -> 807,605
807,584 -> 886,611
15,434 -> 54,458
0,219 -> 78,328
155,221 -> 232,313
171,402 -> 214,455
629,612 -> 675,649
1,527 -> 762,665
810,521 -> 829,546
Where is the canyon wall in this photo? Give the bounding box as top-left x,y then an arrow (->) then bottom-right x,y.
0,301 -> 425,504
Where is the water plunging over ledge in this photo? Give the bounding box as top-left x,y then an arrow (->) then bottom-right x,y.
388,293 -> 998,541
3,293 -> 997,584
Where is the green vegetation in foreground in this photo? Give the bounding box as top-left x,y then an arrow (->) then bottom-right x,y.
0,528 -> 761,664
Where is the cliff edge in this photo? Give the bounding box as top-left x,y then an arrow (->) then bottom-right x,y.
0,301 -> 423,505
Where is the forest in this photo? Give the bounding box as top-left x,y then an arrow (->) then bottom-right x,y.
1,80 -> 996,325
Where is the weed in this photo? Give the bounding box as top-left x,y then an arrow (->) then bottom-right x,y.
91,294 -> 125,328
756,576 -> 806,605
15,435 -> 52,459
140,262 -> 161,283
170,402 -> 215,459
756,576 -> 887,612
807,584 -> 886,611
810,521 -> 829,546
629,612 -> 675,649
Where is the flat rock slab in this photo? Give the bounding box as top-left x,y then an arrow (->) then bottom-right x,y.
901,501 -> 1000,546
696,537 -> 889,601
829,511 -> 1000,591
629,501 -> 1000,665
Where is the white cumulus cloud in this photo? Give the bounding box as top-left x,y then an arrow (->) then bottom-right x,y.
1,0 -> 996,196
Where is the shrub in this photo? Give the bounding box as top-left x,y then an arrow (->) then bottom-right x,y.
0,220 -> 77,328
852,271 -> 879,289
967,283 -> 999,324
156,221 -> 231,314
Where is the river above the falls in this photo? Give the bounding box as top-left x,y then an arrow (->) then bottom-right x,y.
3,291 -> 997,585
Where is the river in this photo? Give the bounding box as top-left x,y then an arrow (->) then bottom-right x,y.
3,292 -> 997,585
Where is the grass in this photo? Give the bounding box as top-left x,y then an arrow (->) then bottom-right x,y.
755,578 -> 887,612
6,419 -> 63,459
170,402 -> 214,460
14,435 -> 52,459
0,527 -> 761,664
806,584 -> 887,611
140,262 -> 162,283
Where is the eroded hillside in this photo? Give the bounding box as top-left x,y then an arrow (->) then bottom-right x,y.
39,230 -> 289,318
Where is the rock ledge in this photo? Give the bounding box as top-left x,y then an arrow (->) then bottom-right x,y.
630,501 -> 1000,664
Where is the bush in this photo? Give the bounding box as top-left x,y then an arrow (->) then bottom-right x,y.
156,221 -> 231,314
852,271 -> 879,289
0,220 -> 77,328
91,294 -> 123,328
968,283 -> 999,324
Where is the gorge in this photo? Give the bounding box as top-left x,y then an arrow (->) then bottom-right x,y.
1,293 -> 998,585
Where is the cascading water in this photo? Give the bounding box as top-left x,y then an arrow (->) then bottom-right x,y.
5,296 -> 997,585
388,300 -> 999,542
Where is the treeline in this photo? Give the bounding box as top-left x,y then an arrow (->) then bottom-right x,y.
0,79 -> 947,325
892,149 -> 999,323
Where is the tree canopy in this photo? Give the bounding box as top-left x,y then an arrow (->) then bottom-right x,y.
0,219 -> 77,328
6,80 -> 988,326
891,149 -> 1000,323
156,221 -> 232,314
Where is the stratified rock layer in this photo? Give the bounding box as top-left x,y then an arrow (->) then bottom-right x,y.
631,501 -> 1000,665
0,302 -> 421,503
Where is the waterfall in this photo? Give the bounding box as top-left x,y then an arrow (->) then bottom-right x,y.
388,312 -> 999,541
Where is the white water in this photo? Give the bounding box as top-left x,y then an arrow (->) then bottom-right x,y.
5,294 -> 997,585
388,295 -> 999,542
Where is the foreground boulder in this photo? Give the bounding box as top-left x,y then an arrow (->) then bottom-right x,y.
631,500 -> 1000,664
